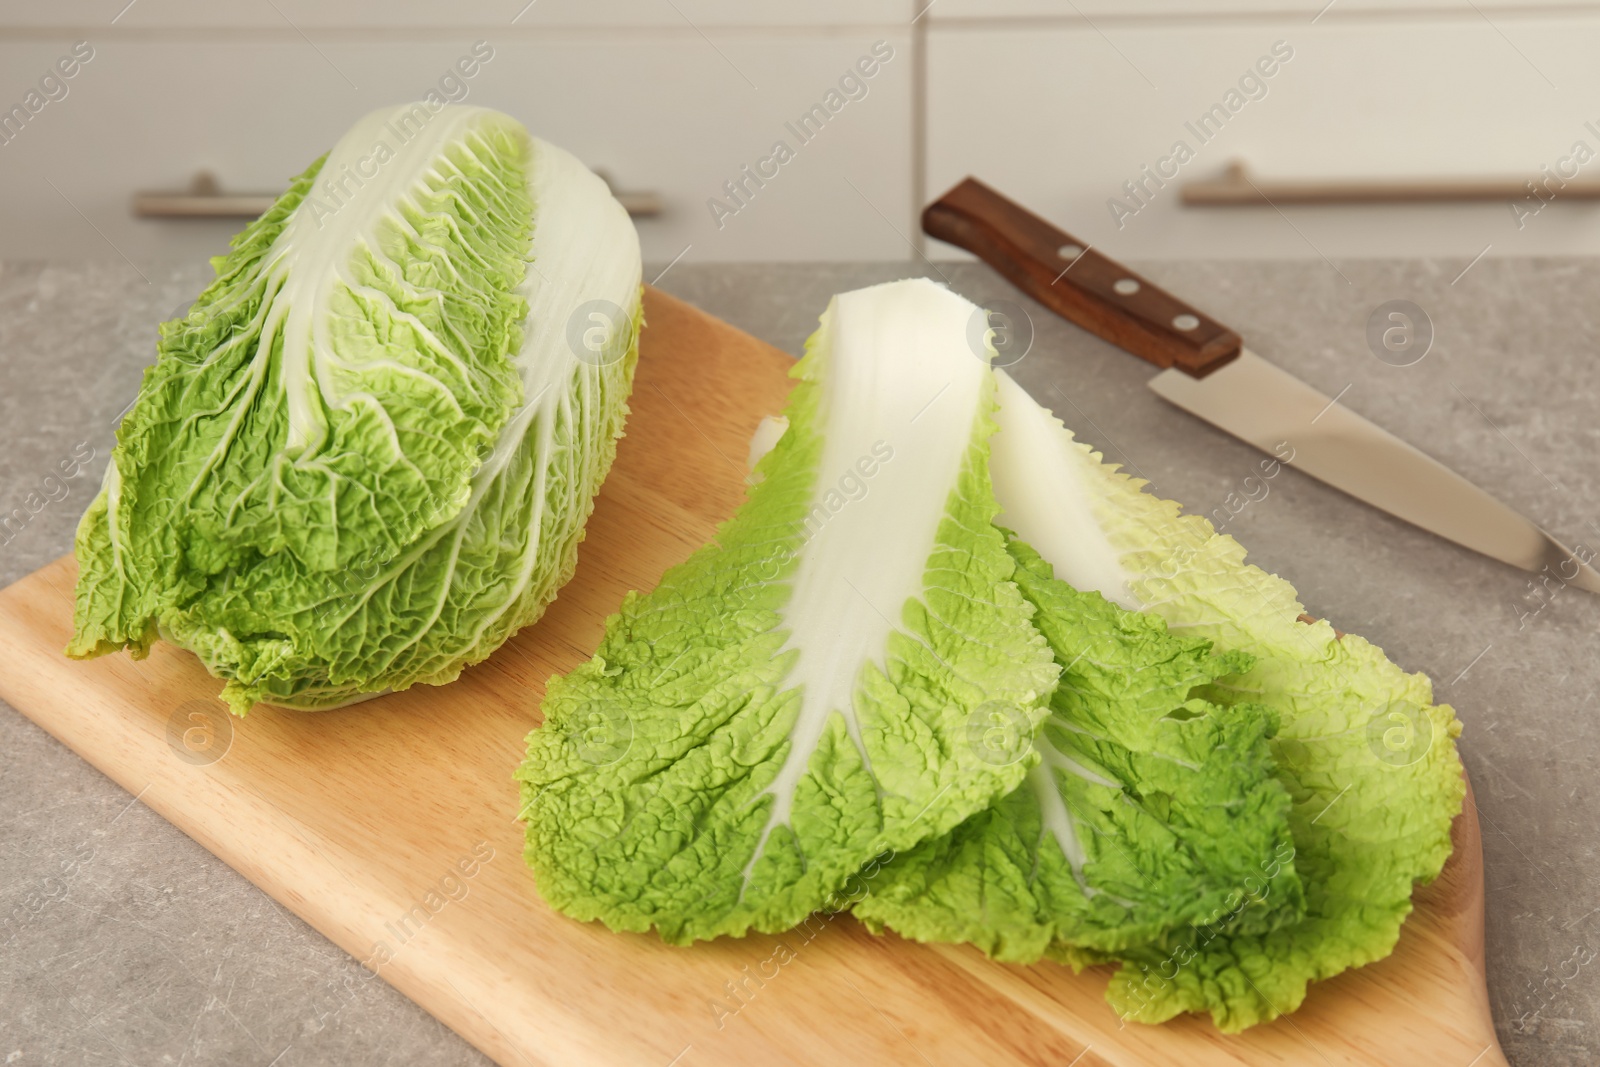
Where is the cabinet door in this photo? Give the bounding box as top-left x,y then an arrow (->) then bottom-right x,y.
927,16 -> 1600,258
929,0 -> 1592,17
0,32 -> 911,262
0,0 -> 907,28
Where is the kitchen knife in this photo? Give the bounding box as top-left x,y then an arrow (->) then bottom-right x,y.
923,176 -> 1600,595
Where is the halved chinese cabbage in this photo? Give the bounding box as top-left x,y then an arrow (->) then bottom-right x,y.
69,104 -> 641,713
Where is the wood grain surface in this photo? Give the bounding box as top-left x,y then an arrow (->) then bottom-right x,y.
0,287 -> 1505,1067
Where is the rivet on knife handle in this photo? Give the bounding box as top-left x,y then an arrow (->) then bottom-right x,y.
922,178 -> 1242,378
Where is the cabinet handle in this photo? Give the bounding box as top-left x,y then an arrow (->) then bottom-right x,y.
1182,160 -> 1600,205
132,171 -> 275,218
135,168 -> 663,219
591,169 -> 661,217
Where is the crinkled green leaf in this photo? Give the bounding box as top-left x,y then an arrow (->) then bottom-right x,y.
854,535 -> 1303,961
516,280 -> 1061,943
988,370 -> 1465,1031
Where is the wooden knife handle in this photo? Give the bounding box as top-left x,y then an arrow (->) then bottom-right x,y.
922,178 -> 1242,378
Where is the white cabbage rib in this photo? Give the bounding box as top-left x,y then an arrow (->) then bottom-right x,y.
428,134 -> 641,657
1030,740 -> 1125,898
746,368 -> 1134,609
279,109 -> 479,453
745,278 -> 992,879
990,369 -> 1134,607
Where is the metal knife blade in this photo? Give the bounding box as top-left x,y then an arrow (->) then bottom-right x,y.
921,176 -> 1600,593
1149,350 -> 1600,593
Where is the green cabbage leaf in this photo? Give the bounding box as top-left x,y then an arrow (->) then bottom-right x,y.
984,370 -> 1465,1031
516,280 -> 1060,943
853,535 -> 1304,962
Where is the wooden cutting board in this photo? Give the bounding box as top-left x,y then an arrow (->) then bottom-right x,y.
0,288 -> 1506,1067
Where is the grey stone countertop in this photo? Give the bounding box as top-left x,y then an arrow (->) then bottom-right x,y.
2,257 -> 1597,1066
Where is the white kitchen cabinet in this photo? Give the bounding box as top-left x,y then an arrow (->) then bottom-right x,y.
0,0 -> 909,29
925,15 -> 1600,259
11,3 -> 1600,263
0,31 -> 912,263
929,0 -> 1600,19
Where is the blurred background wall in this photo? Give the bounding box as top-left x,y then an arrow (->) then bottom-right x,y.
4,0 -> 1600,264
